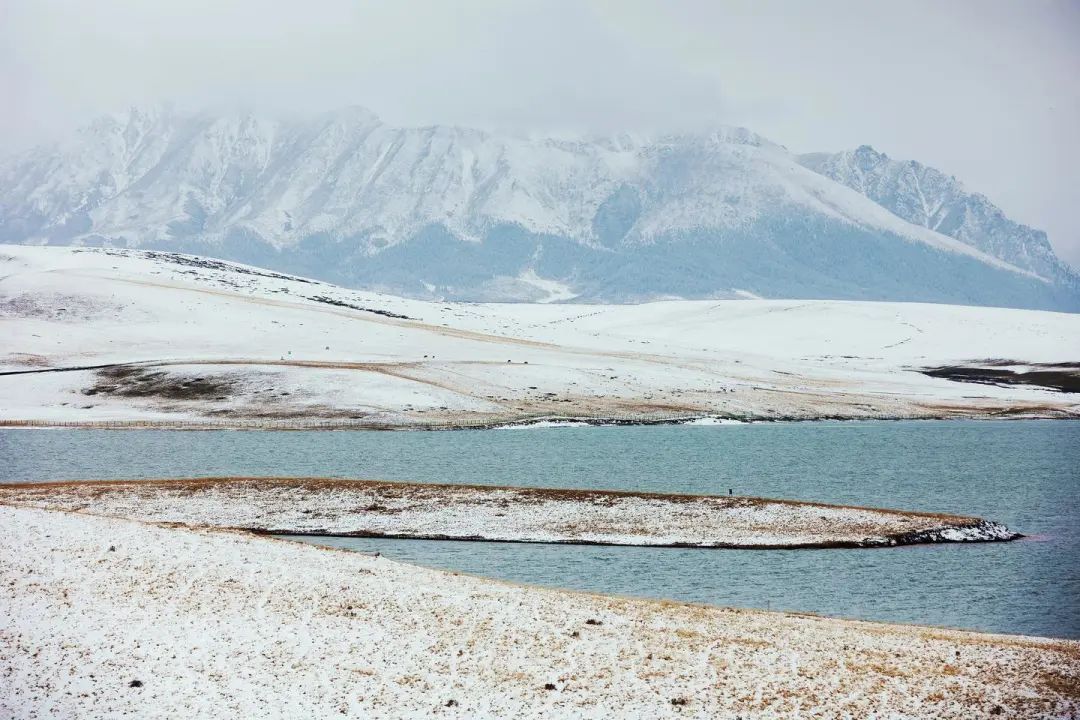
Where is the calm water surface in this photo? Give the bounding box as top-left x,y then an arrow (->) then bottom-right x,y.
2,421 -> 1077,638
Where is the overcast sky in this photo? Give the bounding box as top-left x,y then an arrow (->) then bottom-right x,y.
3,0 -> 1078,267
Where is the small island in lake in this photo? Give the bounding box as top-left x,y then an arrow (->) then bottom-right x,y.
0,477 -> 1020,549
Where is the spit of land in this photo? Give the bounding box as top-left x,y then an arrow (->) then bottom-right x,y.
0,477 -> 1020,549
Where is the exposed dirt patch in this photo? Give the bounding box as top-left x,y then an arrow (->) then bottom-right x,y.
921,362 -> 1080,394
203,405 -> 376,421
1,353 -> 52,368
911,401 -> 1078,419
83,366 -> 240,401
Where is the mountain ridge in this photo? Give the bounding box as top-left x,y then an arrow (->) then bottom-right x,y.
1,104 -> 1076,310
799,144 -> 1073,283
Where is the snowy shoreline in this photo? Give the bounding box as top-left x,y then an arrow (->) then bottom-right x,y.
0,477 -> 1021,549
1,411 -> 1076,432
2,504 -> 1076,719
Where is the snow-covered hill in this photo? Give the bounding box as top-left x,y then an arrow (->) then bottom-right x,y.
2,245 -> 1077,427
1,106 -> 1077,309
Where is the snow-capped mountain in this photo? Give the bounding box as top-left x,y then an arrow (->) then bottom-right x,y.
799,145 -> 1074,284
1,105 -> 1076,309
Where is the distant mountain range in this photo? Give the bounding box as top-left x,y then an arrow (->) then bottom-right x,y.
798,146 -> 1074,286
1,105 -> 1077,309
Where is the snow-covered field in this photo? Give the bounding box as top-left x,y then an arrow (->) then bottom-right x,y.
1,245 -> 1078,427
2,504 -> 1076,719
0,477 -> 1019,549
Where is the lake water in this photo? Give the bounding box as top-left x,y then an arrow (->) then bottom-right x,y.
2,420 -> 1077,639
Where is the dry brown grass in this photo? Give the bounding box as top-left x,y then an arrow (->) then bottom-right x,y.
1040,670 -> 1080,700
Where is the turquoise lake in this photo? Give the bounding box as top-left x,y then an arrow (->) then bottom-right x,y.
2,420 -> 1077,638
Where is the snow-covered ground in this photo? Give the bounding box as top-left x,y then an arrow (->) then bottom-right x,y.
2,504 -> 1076,719
0,478 -> 1019,549
1,245 -> 1078,427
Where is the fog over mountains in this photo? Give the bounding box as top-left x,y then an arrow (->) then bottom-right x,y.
1,105 -> 1077,309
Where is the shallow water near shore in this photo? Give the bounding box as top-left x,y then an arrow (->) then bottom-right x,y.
2,420 -> 1078,638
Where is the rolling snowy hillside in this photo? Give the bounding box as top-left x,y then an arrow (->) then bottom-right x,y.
1,106 -> 1077,309
2,245 -> 1077,427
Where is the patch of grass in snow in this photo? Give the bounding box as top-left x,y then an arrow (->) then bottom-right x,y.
84,366 -> 239,402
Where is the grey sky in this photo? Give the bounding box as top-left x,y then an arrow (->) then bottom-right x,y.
3,0 -> 1078,267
